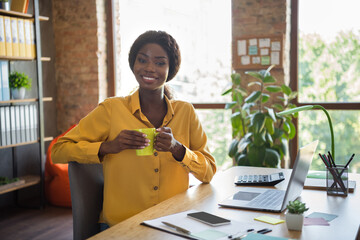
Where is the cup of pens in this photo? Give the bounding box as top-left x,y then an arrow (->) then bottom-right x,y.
320,152 -> 355,197
326,165 -> 348,196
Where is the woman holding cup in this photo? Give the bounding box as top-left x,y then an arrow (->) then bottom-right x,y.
51,30 -> 216,230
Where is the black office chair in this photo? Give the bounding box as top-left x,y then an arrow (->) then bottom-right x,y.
68,162 -> 104,240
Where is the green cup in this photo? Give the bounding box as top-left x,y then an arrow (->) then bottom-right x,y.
135,128 -> 158,156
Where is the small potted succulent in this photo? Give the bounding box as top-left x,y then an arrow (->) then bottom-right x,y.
9,71 -> 32,99
285,199 -> 309,231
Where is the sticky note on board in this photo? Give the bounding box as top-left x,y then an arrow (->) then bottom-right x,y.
254,216 -> 285,225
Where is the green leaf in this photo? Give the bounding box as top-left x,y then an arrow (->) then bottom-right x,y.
245,91 -> 261,103
281,84 -> 292,96
288,120 -> 296,139
247,145 -> 266,167
273,103 -> 284,111
231,73 -> 241,85
235,153 -> 249,166
228,139 -> 239,157
248,82 -> 262,87
261,93 -> 270,103
245,71 -> 264,81
264,148 -> 280,167
225,101 -> 237,109
231,112 -> 242,129
265,117 -> 274,135
280,138 -> 288,156
283,121 -> 290,133
221,88 -> 232,96
267,108 -> 276,121
265,85 -> 282,92
288,92 -> 298,100
253,131 -> 266,147
238,138 -> 251,152
263,75 -> 276,83
251,112 -> 266,133
234,87 -> 247,96
265,133 -> 273,146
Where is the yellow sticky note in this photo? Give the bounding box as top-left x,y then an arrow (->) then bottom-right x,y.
254,216 -> 285,225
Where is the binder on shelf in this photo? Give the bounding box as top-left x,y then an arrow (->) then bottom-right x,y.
4,16 -> 12,57
24,104 -> 31,142
14,106 -> 21,144
5,106 -> 11,145
0,16 -> 6,57
1,61 -> 10,101
20,105 -> 26,143
17,18 -> 26,58
10,106 -> 17,144
30,20 -> 36,58
10,17 -> 20,58
0,107 -> 5,146
11,0 -> 29,13
24,19 -> 32,58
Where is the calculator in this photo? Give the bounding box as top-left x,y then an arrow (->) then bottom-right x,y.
234,172 -> 285,186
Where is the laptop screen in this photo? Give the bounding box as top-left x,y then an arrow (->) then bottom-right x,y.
280,140 -> 319,210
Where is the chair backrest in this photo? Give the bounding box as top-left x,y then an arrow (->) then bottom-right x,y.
68,162 -> 104,240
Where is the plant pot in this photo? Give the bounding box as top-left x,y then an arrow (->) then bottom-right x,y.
11,87 -> 26,99
285,212 -> 304,231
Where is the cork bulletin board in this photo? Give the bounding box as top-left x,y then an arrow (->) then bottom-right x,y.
233,35 -> 284,69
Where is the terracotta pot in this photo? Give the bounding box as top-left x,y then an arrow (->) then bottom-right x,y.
285,212 -> 304,231
11,87 -> 26,99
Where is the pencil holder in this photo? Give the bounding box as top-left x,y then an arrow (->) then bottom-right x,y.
326,165 -> 348,196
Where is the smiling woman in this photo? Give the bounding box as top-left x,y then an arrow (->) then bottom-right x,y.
116,0 -> 232,169
51,30 -> 217,230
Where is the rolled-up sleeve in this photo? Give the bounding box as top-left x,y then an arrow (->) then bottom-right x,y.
51,100 -> 111,164
180,105 -> 216,183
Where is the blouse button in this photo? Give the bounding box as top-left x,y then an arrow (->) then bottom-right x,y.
154,168 -> 159,173
154,152 -> 158,156
154,186 -> 158,190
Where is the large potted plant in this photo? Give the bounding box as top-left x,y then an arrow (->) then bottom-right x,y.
222,65 -> 297,167
285,199 -> 309,231
9,71 -> 32,99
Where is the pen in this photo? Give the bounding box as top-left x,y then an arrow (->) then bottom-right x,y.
328,151 -> 336,167
161,221 -> 191,235
257,228 -> 272,234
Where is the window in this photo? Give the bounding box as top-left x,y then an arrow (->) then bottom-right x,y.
291,0 -> 360,173
115,0 -> 232,169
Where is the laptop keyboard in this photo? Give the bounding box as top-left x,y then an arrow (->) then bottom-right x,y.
246,189 -> 285,208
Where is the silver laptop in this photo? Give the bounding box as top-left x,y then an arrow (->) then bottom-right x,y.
219,140 -> 318,212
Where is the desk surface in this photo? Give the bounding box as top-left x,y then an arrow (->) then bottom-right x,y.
90,166 -> 360,240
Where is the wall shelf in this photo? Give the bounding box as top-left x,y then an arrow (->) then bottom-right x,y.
0,137 -> 53,149
0,175 -> 40,195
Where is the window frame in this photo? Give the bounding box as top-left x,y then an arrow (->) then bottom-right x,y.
289,0 -> 360,167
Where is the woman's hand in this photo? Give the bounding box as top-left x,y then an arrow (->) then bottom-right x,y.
155,127 -> 185,161
98,130 -> 149,158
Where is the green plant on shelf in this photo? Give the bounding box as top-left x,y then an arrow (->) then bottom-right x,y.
0,176 -> 20,186
9,71 -> 32,89
286,200 -> 309,214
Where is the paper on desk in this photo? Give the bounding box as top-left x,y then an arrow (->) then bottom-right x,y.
306,212 -> 338,222
141,209 -> 265,240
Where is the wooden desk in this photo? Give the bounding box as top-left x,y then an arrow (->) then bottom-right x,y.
90,166 -> 360,240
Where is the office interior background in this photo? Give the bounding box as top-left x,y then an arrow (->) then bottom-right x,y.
0,0 -> 359,209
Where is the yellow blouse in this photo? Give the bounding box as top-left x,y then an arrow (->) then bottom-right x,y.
51,90 -> 216,226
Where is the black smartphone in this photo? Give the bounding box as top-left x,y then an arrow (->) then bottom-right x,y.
187,211 -> 231,226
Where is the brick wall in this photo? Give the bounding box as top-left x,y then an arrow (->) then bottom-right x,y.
52,0 -> 107,134
232,0 -> 290,96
